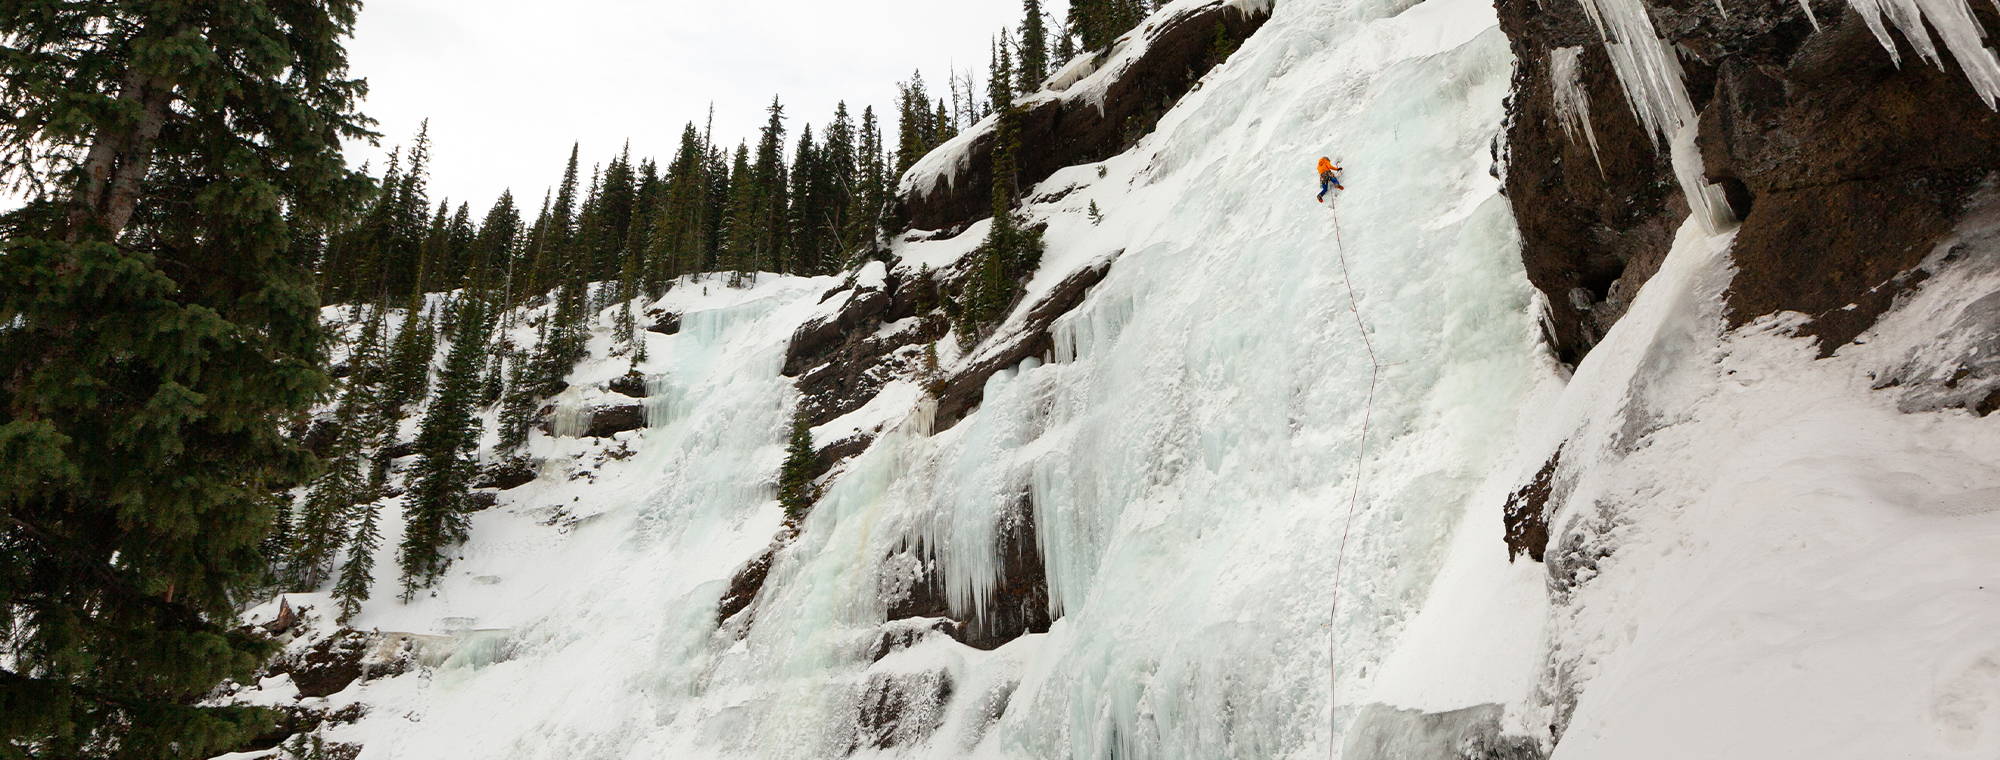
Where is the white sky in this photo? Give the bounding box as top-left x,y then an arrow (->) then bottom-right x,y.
345,0 -> 1063,213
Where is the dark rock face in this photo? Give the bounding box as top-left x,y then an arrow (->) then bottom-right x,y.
880,493 -> 1054,651
472,457 -> 538,490
1497,0 -> 2000,363
1502,448 -> 1561,563
275,630 -> 372,698
539,402 -> 647,438
888,0 -> 1272,233
606,371 -> 647,399
646,311 -> 682,335
932,260 -> 1114,433
850,668 -> 954,754
785,270 -> 934,430
380,439 -> 419,460
303,417 -> 343,458
864,618 -> 959,663
717,542 -> 778,630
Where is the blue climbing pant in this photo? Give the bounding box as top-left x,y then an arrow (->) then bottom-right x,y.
1319,173 -> 1342,201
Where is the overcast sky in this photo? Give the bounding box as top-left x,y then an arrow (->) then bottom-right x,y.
345,0 -> 1061,213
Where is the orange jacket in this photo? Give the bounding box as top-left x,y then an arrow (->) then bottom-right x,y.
1318,158 -> 1339,176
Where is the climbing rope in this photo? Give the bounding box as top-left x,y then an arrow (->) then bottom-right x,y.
1327,204 -> 1381,759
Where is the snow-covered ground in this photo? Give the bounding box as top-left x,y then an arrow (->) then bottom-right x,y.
231,0 -> 2000,757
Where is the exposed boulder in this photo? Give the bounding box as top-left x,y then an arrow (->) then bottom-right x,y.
849,668 -> 954,754
472,457 -> 538,490
717,542 -> 779,631
302,416 -> 343,458
273,629 -> 373,698
646,311 -> 682,335
888,0 -> 1273,233
1502,448 -> 1561,563
539,402 -> 646,438
464,490 -> 499,512
606,371 -> 648,399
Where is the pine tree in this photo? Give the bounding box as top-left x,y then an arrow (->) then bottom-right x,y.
1020,0 -> 1051,93
380,296 -> 437,413
778,410 -> 817,523
497,341 -> 541,454
823,103 -> 860,256
288,380 -> 370,589
753,96 -> 790,277
331,494 -> 381,625
0,1 -> 370,755
720,143 -> 758,286
397,295 -> 489,598
857,106 -> 891,249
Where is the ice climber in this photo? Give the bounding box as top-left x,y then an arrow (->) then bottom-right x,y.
1317,157 -> 1343,202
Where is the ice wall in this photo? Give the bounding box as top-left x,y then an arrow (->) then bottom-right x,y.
295,0 -> 1547,757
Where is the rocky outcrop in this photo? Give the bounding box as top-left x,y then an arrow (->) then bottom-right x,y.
539,402 -> 646,438
785,269 -> 935,429
889,0 -> 1272,233
1502,448 -> 1560,563
1497,0 -> 2000,364
606,371 -> 647,399
717,542 -> 779,630
849,668 -> 954,754
472,457 -> 538,490
645,311 -> 682,335
931,260 -> 1113,433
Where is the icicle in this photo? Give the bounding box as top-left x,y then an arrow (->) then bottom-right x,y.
1571,0 -> 1736,231
1550,46 -> 1607,174
1844,0 -> 2000,107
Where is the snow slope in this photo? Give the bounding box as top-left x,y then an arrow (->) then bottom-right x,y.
233,0 -> 2000,757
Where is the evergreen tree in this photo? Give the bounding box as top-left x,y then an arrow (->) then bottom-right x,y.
288,377 -> 369,589
1019,0 -> 1051,93
652,122 -> 712,282
331,494 -> 381,625
719,143 -> 758,285
823,103 -> 860,255
0,1 -> 370,755
895,72 -> 935,176
778,410 -> 816,523
752,96 -> 790,276
858,107 -> 891,250
397,295 -> 489,598
472,191 -> 523,303
380,296 -> 436,413
497,341 -> 541,455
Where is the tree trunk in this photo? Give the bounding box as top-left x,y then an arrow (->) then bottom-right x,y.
65,63 -> 175,243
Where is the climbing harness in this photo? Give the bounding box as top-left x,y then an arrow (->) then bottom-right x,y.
1326,202 -> 1381,758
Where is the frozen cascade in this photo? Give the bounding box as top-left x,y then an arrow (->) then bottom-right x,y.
548,394 -> 589,439
298,0 -> 1541,757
